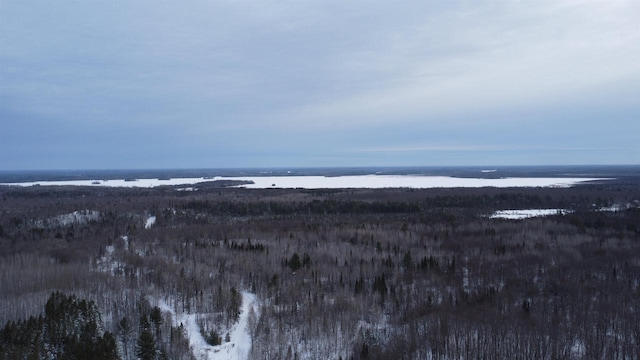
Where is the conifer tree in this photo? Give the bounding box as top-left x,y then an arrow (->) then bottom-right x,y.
149,306 -> 163,339
289,253 -> 302,272
118,317 -> 132,359
136,329 -> 156,360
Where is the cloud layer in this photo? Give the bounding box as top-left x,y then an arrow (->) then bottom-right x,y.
1,1 -> 638,169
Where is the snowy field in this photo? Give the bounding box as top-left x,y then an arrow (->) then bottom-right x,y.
1,175 -> 604,189
490,209 -> 571,219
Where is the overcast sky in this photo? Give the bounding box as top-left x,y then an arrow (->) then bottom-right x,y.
1,0 -> 639,170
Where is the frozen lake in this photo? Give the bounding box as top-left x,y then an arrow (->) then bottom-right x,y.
1,175 -> 605,189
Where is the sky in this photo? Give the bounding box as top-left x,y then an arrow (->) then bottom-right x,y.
1,0 -> 639,170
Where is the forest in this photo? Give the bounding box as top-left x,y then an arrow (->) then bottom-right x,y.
0,178 -> 639,359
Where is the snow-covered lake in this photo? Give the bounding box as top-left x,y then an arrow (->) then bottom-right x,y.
1,175 -> 604,189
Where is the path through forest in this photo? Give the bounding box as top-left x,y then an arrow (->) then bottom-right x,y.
158,291 -> 259,360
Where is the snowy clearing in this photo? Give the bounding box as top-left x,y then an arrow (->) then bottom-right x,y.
2,175 -> 605,189
144,216 -> 156,229
95,237 -> 126,275
156,292 -> 259,360
597,202 -> 640,212
490,209 -> 571,219
35,210 -> 100,228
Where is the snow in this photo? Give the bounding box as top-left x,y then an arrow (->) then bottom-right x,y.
597,202 -> 638,212
145,216 -> 156,229
599,205 -> 623,212
571,338 -> 586,358
1,177 -> 212,188
95,242 -> 124,275
231,175 -> 602,189
2,175 -> 605,189
36,210 -> 100,227
462,266 -> 470,293
490,209 -> 570,219
121,235 -> 129,251
156,292 -> 259,360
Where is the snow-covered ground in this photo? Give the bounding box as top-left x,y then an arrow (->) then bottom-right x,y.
156,292 -> 259,360
597,202 -> 639,212
597,201 -> 640,212
95,236 -> 127,275
490,209 -> 570,219
3,175 -> 605,189
145,216 -> 156,229
34,210 -> 100,228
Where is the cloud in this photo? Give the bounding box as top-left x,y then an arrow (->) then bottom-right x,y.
1,0 -> 638,169
266,1 -> 640,130
355,145 -> 632,154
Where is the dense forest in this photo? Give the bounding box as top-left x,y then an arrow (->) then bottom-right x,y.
1,179 -> 639,359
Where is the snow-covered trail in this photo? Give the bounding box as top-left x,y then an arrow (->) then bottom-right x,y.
157,292 -> 260,360
219,292 -> 258,360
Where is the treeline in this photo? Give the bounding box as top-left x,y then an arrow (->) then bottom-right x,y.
0,292 -> 119,360
181,199 -> 421,217
1,184 -> 639,359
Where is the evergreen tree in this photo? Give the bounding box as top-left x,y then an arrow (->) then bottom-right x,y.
302,253 -> 312,268
354,276 -> 365,294
0,292 -> 119,360
136,329 -> 157,360
228,287 -> 242,321
149,306 -> 163,339
289,252 -> 302,272
202,329 -> 221,346
118,317 -> 132,359
402,251 -> 413,270
95,332 -> 119,360
139,313 -> 150,332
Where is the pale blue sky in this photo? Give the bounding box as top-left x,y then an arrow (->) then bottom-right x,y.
1,0 -> 639,170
